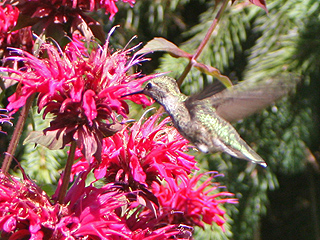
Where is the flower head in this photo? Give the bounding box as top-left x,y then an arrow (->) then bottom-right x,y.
15,0 -> 135,19
70,111 -> 198,221
0,171 -> 59,239
9,0 -> 135,43
121,172 -> 237,238
0,4 -> 33,58
152,173 -> 237,231
0,170 -> 136,239
2,39 -> 152,160
73,111 -> 198,187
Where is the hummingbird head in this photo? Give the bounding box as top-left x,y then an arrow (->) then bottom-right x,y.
122,76 -> 182,104
143,76 -> 181,100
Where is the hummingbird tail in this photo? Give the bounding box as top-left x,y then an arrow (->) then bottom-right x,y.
222,141 -> 267,167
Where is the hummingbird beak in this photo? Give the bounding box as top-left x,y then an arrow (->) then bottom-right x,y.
121,90 -> 144,98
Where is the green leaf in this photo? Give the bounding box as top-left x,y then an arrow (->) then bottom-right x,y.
193,61 -> 233,87
12,14 -> 38,31
24,130 -> 64,150
137,37 -> 192,58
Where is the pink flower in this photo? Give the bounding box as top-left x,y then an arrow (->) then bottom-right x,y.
0,170 -> 135,239
0,4 -> 33,58
0,171 -> 59,239
70,112 -> 199,226
0,4 -> 18,34
56,172 -> 133,239
2,39 -> 152,160
73,112 -> 198,187
152,173 -> 237,231
0,169 -> 219,239
98,113 -> 197,184
15,0 -> 135,18
8,0 -> 135,42
122,172 -> 237,238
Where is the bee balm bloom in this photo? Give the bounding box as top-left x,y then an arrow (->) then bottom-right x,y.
71,112 -> 198,200
152,173 -> 237,231
0,171 -> 133,239
2,39 -> 152,161
96,113 -> 198,186
0,4 -> 33,58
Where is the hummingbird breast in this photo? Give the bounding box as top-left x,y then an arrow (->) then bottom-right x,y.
166,101 -> 214,152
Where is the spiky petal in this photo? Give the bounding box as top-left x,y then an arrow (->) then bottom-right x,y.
1,40 -> 153,160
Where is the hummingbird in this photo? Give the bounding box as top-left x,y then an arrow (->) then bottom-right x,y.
123,75 -> 299,167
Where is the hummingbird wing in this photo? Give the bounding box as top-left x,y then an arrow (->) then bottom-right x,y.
187,80 -> 227,100
187,74 -> 300,122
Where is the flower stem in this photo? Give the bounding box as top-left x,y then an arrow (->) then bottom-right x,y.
1,93 -> 35,173
57,140 -> 77,203
177,0 -> 229,86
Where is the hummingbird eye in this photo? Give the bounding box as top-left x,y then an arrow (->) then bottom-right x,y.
145,82 -> 153,90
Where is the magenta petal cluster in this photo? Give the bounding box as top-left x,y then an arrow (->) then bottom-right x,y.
0,171 -> 136,239
71,112 -> 236,236
0,4 -> 18,34
15,0 -> 135,19
98,113 -> 198,184
0,4 -> 33,57
122,172 -> 237,237
2,40 -> 152,160
152,173 -> 238,231
73,112 -> 198,187
0,172 -> 58,239
0,169 -> 235,239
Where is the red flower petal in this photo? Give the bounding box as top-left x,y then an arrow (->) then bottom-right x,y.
82,89 -> 97,124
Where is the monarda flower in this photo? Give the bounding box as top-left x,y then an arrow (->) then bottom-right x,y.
7,0 -> 135,43
151,173 -> 237,231
96,112 -> 198,185
0,170 -> 196,239
0,4 -> 33,59
123,172 -> 237,237
72,111 -> 198,197
2,37 -> 153,161
69,111 -> 199,236
0,170 -> 135,239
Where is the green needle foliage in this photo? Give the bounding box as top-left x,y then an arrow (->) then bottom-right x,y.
18,108 -> 67,187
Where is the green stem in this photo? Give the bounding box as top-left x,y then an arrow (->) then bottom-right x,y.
1,93 -> 35,173
57,140 -> 77,203
177,0 -> 229,86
